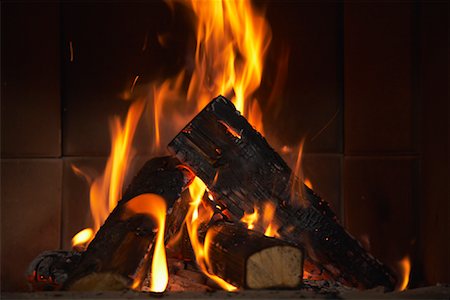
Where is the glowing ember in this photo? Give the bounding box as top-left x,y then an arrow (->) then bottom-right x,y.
398,255 -> 411,291
124,194 -> 168,293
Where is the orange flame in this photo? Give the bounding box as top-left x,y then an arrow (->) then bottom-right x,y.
240,207 -> 259,230
185,177 -> 238,291
397,255 -> 411,291
124,194 -> 168,293
304,178 -> 313,189
184,0 -> 271,132
262,202 -> 278,237
71,228 -> 94,251
72,100 -> 145,248
290,139 -> 306,207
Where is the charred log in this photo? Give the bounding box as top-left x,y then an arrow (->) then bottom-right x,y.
168,95 -> 397,290
27,251 -> 82,291
63,156 -> 193,290
206,222 -> 303,289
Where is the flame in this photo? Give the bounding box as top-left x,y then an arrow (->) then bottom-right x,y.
290,140 -> 306,207
71,228 -> 94,250
304,178 -> 313,189
397,255 -> 411,291
124,194 -> 168,293
241,207 -> 259,230
185,177 -> 237,291
262,202 -> 278,237
71,100 -> 145,247
184,0 -> 271,131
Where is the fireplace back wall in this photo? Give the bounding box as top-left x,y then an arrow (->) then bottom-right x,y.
1,1 -> 448,292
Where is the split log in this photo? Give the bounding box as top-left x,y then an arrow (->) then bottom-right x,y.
64,156 -> 193,290
168,95 -> 397,290
206,222 -> 303,289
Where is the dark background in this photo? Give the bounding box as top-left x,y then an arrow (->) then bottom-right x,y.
1,1 -> 448,292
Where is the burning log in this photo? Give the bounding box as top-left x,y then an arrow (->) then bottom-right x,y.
27,251 -> 82,291
206,222 -> 303,289
168,95 -> 397,290
63,156 -> 194,290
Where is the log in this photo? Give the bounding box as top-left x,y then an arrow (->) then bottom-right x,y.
206,222 -> 303,289
27,251 -> 82,291
64,156 -> 193,290
168,95 -> 397,290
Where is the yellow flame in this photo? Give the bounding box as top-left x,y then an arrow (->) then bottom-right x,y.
262,202 -> 278,237
240,207 -> 259,230
71,100 -> 145,248
398,255 -> 411,291
124,194 -> 168,293
185,177 -> 238,291
71,228 -> 94,250
184,0 -> 271,132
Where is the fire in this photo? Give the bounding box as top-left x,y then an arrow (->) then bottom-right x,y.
185,177 -> 238,291
72,100 -> 145,248
71,228 -> 94,251
71,0 -> 277,292
240,202 -> 279,237
290,140 -> 306,207
304,178 -> 313,189
124,194 -> 168,293
398,255 -> 411,291
262,202 -> 278,237
241,208 -> 259,230
184,0 -> 271,131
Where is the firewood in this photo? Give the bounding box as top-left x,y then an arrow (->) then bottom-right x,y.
206,222 -> 303,289
168,95 -> 397,290
27,251 -> 82,291
64,156 -> 193,290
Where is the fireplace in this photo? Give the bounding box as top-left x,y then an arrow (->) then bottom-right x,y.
1,0 -> 448,297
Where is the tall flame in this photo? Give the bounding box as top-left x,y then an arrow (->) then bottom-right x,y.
262,202 -> 278,237
72,0 -> 277,292
398,255 -> 411,291
125,194 -> 168,293
185,177 -> 238,291
184,0 -> 271,131
72,100 -> 145,248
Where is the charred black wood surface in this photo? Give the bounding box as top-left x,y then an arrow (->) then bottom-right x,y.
27,251 -> 82,291
168,96 -> 396,290
64,156 -> 193,290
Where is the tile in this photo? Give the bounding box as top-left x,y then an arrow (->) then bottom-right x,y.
261,3 -> 343,153
61,157 -> 106,250
1,159 -> 62,291
61,3 -> 192,156
1,3 -> 61,158
343,157 -> 419,277
61,155 -> 154,249
418,3 -> 449,285
302,154 -> 342,219
344,3 -> 417,154
280,152 -> 342,218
